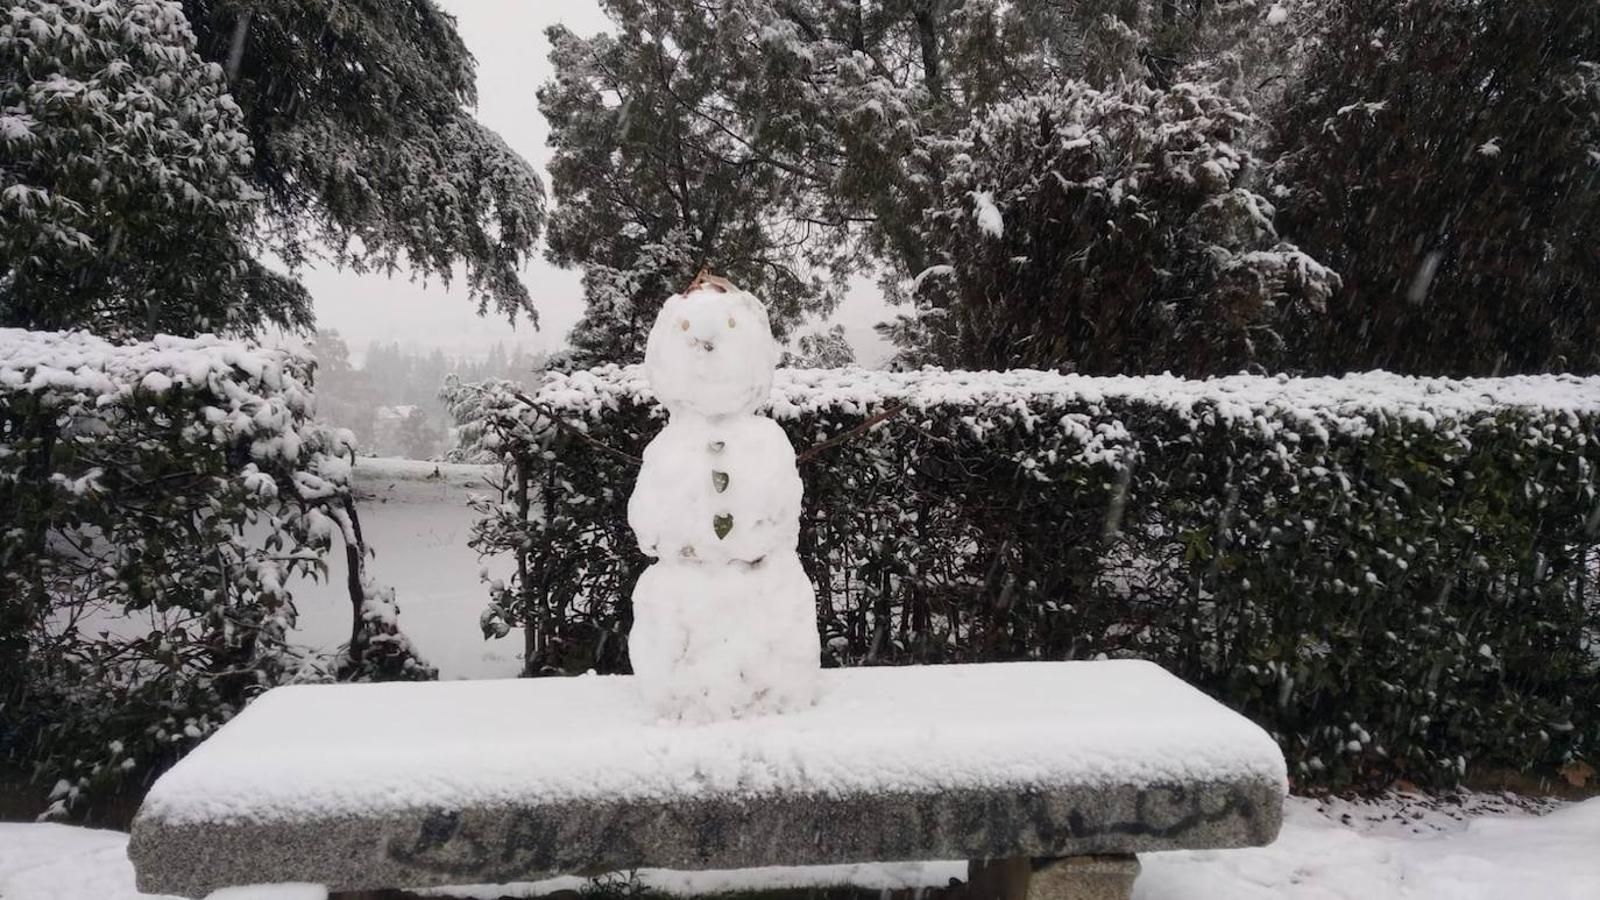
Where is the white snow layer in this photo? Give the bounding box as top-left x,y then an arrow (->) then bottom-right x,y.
1136,793 -> 1600,900
0,328 -> 336,471
971,189 -> 1005,237
0,329 -> 311,411
629,285 -> 821,721
6,796 -> 1600,899
528,365 -> 1600,442
135,660 -> 1283,826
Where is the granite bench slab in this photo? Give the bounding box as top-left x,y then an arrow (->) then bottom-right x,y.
129,660 -> 1286,897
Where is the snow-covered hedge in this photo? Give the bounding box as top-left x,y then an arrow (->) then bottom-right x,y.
0,329 -> 430,814
456,365 -> 1600,791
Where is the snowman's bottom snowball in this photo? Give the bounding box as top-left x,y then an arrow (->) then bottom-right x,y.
630,553 -> 821,722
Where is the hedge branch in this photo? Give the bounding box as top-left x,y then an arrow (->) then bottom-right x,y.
797,404 -> 908,464
509,389 -> 644,466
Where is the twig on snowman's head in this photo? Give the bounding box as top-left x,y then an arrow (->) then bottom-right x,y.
797,404 -> 908,464
509,389 -> 644,466
683,266 -> 734,295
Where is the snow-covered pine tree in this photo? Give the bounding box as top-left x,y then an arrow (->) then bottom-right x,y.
1,0 -> 545,338
896,80 -> 1337,374
558,228 -> 706,367
1270,0 -> 1600,375
546,0 -> 1304,369
179,0 -> 545,324
0,0 -> 307,336
539,7 -> 863,366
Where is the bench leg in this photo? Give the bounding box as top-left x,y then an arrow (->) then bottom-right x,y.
328,857 -> 1138,900
967,854 -> 1140,900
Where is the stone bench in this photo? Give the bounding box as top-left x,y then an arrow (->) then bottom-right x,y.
129,660 -> 1286,899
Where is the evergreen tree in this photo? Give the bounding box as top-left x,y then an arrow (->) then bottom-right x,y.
543,0 -> 1299,369
539,4 -> 875,366
785,323 -> 857,367
539,0 -> 1037,365
2,0 -> 544,337
1,0 -> 308,336
181,0 -> 546,323
894,80 -> 1337,373
1271,0 -> 1600,375
309,330 -> 378,447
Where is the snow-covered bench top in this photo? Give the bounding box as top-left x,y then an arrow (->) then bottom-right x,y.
130,660 -> 1287,897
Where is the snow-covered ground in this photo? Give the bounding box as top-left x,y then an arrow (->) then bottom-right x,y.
287,457 -> 518,679
1139,792 -> 1600,900
2,794 -> 1596,899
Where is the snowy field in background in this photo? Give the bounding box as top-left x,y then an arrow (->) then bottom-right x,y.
2,794 -> 1596,899
288,457 -> 518,679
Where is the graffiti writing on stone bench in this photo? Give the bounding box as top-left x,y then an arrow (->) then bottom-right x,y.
389,809 -> 573,880
387,804 -> 711,881
386,782 -> 1273,879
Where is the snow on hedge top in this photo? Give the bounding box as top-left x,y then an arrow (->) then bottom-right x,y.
0,328 -> 309,404
531,365 -> 1600,439
0,328 -> 342,468
136,660 -> 1285,825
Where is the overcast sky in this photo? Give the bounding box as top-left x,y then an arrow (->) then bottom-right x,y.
307,0 -> 892,367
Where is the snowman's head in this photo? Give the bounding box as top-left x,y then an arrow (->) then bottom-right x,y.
644,284 -> 779,418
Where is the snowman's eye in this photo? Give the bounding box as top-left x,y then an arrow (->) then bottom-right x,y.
678,319 -> 689,331
727,316 -> 737,328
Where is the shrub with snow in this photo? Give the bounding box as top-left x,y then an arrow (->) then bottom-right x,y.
0,329 -> 432,815
892,79 -> 1338,374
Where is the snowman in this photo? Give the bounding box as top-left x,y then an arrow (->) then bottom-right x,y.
626,274 -> 821,722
